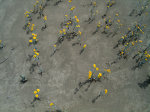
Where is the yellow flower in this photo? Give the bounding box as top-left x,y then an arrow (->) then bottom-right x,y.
132,42 -> 135,46
76,25 -> 80,28
145,54 -> 149,58
32,33 -> 35,36
35,94 -> 39,98
33,55 -> 37,58
70,6 -> 75,11
25,15 -> 29,17
59,30 -> 63,34
78,31 -> 82,35
76,19 -> 79,23
63,29 -> 66,32
44,16 -> 47,21
66,25 -> 69,28
36,1 -> 39,4
145,58 -> 148,61
128,27 -> 131,31
106,25 -> 109,29
115,13 -> 119,16
54,44 -> 56,47
139,40 -> 143,43
33,36 -> 36,39
121,36 -> 124,39
68,0 -> 72,3
93,2 -> 96,6
31,24 -> 35,31
98,73 -> 102,78
117,19 -> 120,23
28,22 -> 31,25
120,51 -> 124,55
33,49 -> 36,52
83,44 -> 87,48
97,24 -> 100,27
104,89 -> 108,94
36,52 -> 39,56
106,69 -> 111,73
89,71 -> 92,75
65,15 -> 68,17
50,102 -> 54,106
34,91 -> 37,94
88,73 -> 92,79
74,16 -> 77,19
29,40 -> 33,43
96,67 -> 99,71
93,64 -> 96,68
132,31 -> 134,35
37,89 -> 40,93
144,51 -> 147,54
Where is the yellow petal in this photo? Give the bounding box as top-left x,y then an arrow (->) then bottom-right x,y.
50,103 -> 54,106
37,89 -> 40,92
53,44 -> 56,47
98,73 -> 102,78
29,40 -> 33,43
74,16 -> 77,19
76,19 -> 79,23
117,19 -> 120,23
34,91 -> 37,94
63,29 -> 66,32
36,53 -> 39,56
33,36 -> 36,39
115,13 -> 119,16
33,55 -> 37,58
35,94 -> 39,98
96,67 -> 99,71
107,69 -> 111,73
105,89 -> 108,94
78,31 -> 82,35
88,74 -> 92,79
83,44 -> 87,48
59,30 -> 63,34
93,64 -> 96,68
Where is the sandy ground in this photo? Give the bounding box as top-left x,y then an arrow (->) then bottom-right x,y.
0,0 -> 150,112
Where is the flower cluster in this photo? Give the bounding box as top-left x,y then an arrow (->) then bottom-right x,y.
33,89 -> 40,99
88,64 -> 111,81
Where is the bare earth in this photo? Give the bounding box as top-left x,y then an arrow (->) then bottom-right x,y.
0,0 -> 150,112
